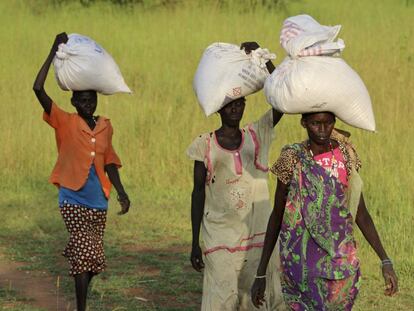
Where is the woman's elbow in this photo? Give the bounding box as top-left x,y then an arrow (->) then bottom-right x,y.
33,85 -> 43,94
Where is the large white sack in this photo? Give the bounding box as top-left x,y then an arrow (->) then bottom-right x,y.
265,15 -> 375,131
193,42 -> 276,116
53,33 -> 131,95
265,56 -> 375,130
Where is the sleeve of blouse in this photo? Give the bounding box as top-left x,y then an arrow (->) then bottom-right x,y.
270,147 -> 298,184
331,129 -> 362,172
186,134 -> 208,163
43,102 -> 70,129
346,142 -> 362,172
104,123 -> 122,168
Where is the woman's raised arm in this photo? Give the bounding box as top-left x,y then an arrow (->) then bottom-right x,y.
33,32 -> 68,115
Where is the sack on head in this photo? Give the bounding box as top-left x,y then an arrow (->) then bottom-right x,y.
193,42 -> 276,116
53,34 -> 131,95
265,15 -> 375,131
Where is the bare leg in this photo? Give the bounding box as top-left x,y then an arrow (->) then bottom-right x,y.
74,272 -> 90,311
88,271 -> 95,284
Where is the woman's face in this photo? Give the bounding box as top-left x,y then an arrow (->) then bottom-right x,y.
71,91 -> 97,118
219,97 -> 246,127
301,112 -> 336,145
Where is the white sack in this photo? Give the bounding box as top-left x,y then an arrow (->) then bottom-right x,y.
193,42 -> 276,116
53,33 -> 131,95
265,15 -> 375,131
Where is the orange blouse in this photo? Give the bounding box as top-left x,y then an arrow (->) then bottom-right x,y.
44,103 -> 121,198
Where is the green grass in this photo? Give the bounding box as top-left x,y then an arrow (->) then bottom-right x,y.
0,202 -> 202,310
0,287 -> 43,311
0,0 -> 413,310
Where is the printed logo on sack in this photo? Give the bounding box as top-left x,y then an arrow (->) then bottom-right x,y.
311,102 -> 328,109
232,87 -> 242,97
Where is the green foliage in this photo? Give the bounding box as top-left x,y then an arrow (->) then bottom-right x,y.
24,0 -> 295,11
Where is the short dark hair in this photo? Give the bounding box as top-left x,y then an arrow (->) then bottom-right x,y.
301,111 -> 335,120
72,90 -> 97,100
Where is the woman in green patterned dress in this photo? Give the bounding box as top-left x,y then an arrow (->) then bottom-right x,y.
251,112 -> 398,310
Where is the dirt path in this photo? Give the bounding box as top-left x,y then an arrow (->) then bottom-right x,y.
0,252 -> 73,311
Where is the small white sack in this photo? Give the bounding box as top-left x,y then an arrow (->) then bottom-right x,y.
265,15 -> 375,131
193,42 -> 276,116
53,33 -> 131,95
280,14 -> 344,58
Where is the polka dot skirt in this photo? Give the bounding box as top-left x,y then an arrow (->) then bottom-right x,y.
60,204 -> 107,276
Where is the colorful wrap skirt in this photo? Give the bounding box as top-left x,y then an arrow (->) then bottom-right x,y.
282,269 -> 361,311
60,204 -> 107,276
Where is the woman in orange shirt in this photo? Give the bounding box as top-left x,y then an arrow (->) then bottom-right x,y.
33,33 -> 130,311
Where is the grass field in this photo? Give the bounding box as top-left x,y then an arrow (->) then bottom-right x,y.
0,0 -> 413,310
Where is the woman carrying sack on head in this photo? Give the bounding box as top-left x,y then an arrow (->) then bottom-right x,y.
33,33 -> 131,311
188,42 -> 286,311
251,112 -> 398,310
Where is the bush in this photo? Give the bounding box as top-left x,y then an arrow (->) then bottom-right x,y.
26,0 -> 294,10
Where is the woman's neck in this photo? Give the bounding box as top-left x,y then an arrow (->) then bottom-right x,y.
308,139 -> 332,156
215,123 -> 242,151
80,115 -> 97,131
216,123 -> 240,137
